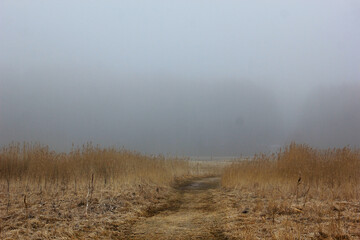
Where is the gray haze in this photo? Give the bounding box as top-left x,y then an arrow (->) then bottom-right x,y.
1,1 -> 359,155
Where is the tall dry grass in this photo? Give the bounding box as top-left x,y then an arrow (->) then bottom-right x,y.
222,143 -> 360,200
0,142 -> 190,193
0,142 -> 190,239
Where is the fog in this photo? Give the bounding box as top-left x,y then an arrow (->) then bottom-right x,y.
1,1 -> 359,155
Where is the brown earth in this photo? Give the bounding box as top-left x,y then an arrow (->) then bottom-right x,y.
128,177 -> 227,240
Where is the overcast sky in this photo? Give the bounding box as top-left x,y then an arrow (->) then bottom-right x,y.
1,1 -> 359,155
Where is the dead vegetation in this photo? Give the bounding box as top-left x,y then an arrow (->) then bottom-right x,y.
129,177 -> 226,240
1,142 -> 360,239
221,143 -> 360,239
0,142 -> 190,239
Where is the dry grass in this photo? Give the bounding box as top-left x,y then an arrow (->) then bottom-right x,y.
0,142 -> 190,239
221,143 -> 360,239
2,142 -> 360,239
0,142 -> 189,187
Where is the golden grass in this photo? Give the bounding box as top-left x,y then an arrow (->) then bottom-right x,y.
221,143 -> 360,239
0,142 -> 190,188
222,142 -> 360,200
2,142 -> 360,239
0,142 -> 190,239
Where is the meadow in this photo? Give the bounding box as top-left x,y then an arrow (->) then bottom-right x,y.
0,142 -> 190,239
1,142 -> 359,239
221,143 -> 360,239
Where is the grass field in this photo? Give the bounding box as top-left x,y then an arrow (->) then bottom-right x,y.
221,143 -> 360,239
1,142 -> 359,239
0,142 -> 190,239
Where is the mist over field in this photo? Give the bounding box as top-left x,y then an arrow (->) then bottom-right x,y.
1,0 -> 359,155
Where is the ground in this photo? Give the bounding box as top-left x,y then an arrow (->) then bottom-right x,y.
2,176 -> 360,239
126,177 -> 360,239
129,177 -> 227,239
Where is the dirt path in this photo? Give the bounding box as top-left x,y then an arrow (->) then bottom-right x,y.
128,177 -> 227,240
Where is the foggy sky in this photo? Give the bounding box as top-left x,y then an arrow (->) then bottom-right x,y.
1,1 -> 359,155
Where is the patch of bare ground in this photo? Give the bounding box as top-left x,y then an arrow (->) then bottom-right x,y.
128,177 -> 228,240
